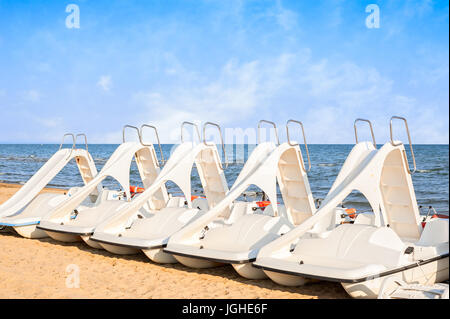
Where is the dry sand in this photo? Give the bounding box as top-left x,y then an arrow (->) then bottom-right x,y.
0,183 -> 348,299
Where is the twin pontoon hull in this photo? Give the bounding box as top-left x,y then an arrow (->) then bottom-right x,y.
232,263 -> 267,279
168,248 -> 266,279
142,248 -> 177,263
263,271 -> 310,286
171,253 -> 269,279
44,230 -> 82,242
80,235 -> 103,249
98,242 -> 140,255
174,255 -> 224,268
12,224 -> 48,239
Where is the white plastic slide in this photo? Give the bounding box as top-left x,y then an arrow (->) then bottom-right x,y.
37,125 -> 168,247
165,120 -> 320,279
0,134 -> 99,238
89,122 -> 232,261
253,117 -> 449,298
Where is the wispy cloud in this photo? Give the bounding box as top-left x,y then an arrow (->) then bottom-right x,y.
0,1 -> 447,143
274,0 -> 298,31
127,42 -> 448,144
97,75 -> 112,91
34,116 -> 63,129
22,89 -> 42,103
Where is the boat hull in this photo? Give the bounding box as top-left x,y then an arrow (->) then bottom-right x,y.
45,230 -> 81,242
99,242 -> 140,255
264,270 -> 311,286
233,262 -> 267,279
174,255 -> 224,268
13,225 -> 48,239
80,235 -> 104,249
143,248 -> 177,264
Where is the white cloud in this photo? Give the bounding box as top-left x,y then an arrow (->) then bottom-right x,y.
97,75 -> 112,91
6,113 -> 67,143
126,47 -> 448,144
34,116 -> 63,129
274,1 -> 298,31
403,0 -> 434,18
22,89 -> 42,102
36,62 -> 52,73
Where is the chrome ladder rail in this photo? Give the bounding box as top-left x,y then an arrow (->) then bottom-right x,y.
140,124 -> 165,167
203,122 -> 228,170
286,119 -> 311,172
354,118 -> 377,149
75,133 -> 88,152
390,116 -> 416,175
181,121 -> 201,144
257,120 -> 280,145
59,133 -> 76,160
122,125 -> 141,143
75,133 -> 92,161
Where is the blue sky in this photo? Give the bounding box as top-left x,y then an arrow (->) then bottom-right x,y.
0,0 -> 448,144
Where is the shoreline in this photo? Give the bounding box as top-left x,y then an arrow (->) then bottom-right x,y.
0,182 -> 348,299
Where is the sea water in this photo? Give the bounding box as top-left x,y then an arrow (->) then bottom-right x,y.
0,144 -> 448,214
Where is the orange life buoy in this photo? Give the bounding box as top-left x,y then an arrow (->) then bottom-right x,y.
345,208 -> 357,219
191,195 -> 206,201
432,214 -> 449,219
256,201 -> 271,208
130,186 -> 145,194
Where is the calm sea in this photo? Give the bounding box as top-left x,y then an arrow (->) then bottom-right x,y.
0,144 -> 448,214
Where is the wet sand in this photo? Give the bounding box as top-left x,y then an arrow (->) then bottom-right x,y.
0,183 -> 348,299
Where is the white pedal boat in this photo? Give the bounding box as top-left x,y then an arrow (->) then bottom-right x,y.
165,120 -> 351,279
89,122 -> 241,262
253,117 -> 449,298
0,134 -> 100,239
37,125 -> 169,247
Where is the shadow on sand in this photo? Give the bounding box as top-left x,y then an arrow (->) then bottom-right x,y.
1,228 -> 348,299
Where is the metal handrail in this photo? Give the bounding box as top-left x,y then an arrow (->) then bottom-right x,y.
286,119 -> 311,172
140,124 -> 165,167
59,133 -> 76,159
75,134 -> 88,152
354,118 -> 377,148
203,122 -> 228,170
390,116 -> 416,175
423,206 -> 437,222
257,120 -> 280,145
181,121 -> 201,144
122,125 -> 140,143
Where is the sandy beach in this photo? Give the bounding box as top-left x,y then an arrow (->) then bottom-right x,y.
0,182 -> 348,299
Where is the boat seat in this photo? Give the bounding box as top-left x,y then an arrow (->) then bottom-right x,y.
166,196 -> 186,208
66,200 -> 129,228
417,218 -> 449,246
354,212 -> 375,225
5,193 -> 65,219
202,214 -> 292,253
121,207 -> 201,240
293,224 -> 405,269
226,201 -> 251,224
